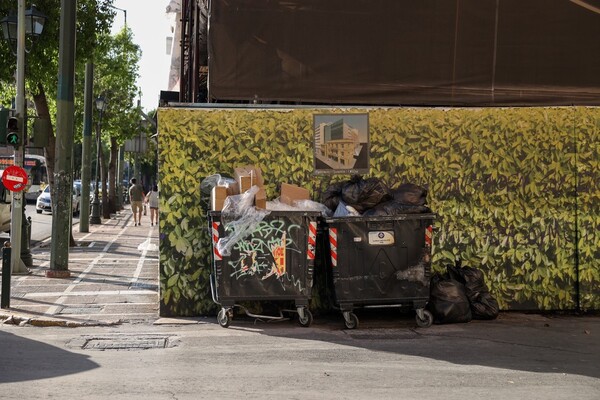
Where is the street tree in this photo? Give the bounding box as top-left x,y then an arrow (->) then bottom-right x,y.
0,1 -> 115,188
93,27 -> 141,218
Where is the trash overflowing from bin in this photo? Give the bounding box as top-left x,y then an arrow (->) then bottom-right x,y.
321,175 -> 432,217
206,169 -> 322,328
318,176 -> 436,329
202,167 -> 500,329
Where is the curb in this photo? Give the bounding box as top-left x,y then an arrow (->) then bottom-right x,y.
1,312 -> 123,328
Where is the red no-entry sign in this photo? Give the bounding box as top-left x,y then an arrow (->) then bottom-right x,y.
1,165 -> 29,192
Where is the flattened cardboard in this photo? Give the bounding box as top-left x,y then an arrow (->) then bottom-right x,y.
234,165 -> 264,193
211,186 -> 228,211
226,182 -> 239,196
255,187 -> 267,209
238,176 -> 253,193
280,183 -> 310,206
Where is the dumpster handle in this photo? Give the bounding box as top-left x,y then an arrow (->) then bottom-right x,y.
209,273 -> 221,307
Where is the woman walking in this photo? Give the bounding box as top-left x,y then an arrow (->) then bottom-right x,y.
145,184 -> 159,226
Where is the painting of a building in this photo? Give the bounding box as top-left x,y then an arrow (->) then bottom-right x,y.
313,114 -> 369,175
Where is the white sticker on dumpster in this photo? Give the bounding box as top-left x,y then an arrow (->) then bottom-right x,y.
368,231 -> 395,245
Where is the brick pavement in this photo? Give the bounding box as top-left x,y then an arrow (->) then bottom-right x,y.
0,206 -> 159,327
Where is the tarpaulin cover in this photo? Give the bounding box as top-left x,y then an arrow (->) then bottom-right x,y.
208,0 -> 600,106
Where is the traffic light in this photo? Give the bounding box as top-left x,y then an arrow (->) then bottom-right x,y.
0,107 -> 8,145
6,116 -> 20,146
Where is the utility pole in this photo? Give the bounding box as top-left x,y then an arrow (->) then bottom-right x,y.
79,63 -> 93,232
48,0 -> 77,278
10,0 -> 27,275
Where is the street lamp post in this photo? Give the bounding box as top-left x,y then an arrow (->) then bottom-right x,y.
1,4 -> 46,54
90,96 -> 106,225
1,2 -> 46,274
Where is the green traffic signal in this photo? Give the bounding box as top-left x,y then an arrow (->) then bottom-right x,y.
6,117 -> 20,146
7,132 -> 19,145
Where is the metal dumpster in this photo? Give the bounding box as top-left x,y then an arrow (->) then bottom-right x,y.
325,214 -> 436,329
209,211 -> 320,328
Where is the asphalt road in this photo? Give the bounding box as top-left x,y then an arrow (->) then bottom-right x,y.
0,314 -> 599,400
25,201 -> 79,245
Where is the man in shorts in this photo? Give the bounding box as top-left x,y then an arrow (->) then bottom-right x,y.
129,178 -> 145,226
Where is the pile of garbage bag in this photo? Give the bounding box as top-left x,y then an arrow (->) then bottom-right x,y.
322,175 -> 431,217
427,260 -> 499,324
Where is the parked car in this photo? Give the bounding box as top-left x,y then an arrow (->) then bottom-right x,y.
73,179 -> 95,203
36,184 -> 81,215
0,169 -> 12,232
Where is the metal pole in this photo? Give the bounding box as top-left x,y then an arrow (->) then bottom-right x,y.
9,0 -> 27,275
1,244 -> 11,308
90,109 -> 102,224
79,63 -> 93,232
19,102 -> 32,269
115,145 -> 124,210
48,0 -> 76,278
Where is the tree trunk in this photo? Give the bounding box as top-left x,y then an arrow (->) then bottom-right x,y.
33,84 -> 76,247
33,85 -> 56,188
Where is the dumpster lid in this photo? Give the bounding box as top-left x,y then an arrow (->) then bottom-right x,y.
324,213 -> 437,223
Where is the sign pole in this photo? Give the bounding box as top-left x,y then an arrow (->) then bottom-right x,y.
9,0 -> 27,275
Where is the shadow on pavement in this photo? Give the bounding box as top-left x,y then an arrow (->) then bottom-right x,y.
0,329 -> 99,383
215,309 -> 600,380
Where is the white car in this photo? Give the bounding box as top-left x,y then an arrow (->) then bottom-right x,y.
36,184 -> 81,215
0,169 -> 12,232
73,179 -> 95,203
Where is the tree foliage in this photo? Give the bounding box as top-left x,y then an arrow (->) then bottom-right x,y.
93,26 -> 141,216
0,0 -> 115,114
0,1 -> 142,218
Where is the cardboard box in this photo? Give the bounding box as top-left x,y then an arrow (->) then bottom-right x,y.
255,187 -> 267,209
211,186 -> 228,211
234,165 -> 264,193
280,183 -> 310,206
226,182 -> 239,196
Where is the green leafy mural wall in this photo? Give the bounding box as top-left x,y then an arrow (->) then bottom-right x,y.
157,106 -> 600,316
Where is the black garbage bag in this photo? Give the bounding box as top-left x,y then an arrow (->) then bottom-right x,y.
321,181 -> 345,212
470,292 -> 499,320
447,262 -> 499,320
341,175 -> 392,213
391,183 -> 428,206
427,274 -> 472,324
362,200 -> 431,216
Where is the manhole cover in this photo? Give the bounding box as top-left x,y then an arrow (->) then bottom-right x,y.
68,335 -> 177,351
82,336 -> 170,350
59,306 -> 103,314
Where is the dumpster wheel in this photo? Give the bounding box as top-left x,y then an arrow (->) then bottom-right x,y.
217,308 -> 233,328
415,309 -> 433,328
343,312 -> 359,330
297,308 -> 313,327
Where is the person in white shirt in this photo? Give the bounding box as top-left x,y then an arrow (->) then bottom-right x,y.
145,184 -> 159,226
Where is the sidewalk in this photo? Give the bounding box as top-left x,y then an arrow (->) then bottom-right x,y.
0,206 -> 159,327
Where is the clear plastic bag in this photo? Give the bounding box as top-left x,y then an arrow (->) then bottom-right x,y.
199,174 -> 236,212
216,186 -> 270,256
267,198 -> 332,216
266,199 -> 297,211
200,174 -> 236,196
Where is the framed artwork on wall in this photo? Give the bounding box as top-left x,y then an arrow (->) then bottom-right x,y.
313,113 -> 369,175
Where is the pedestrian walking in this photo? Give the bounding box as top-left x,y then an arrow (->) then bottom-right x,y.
145,184 -> 159,226
129,178 -> 145,226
